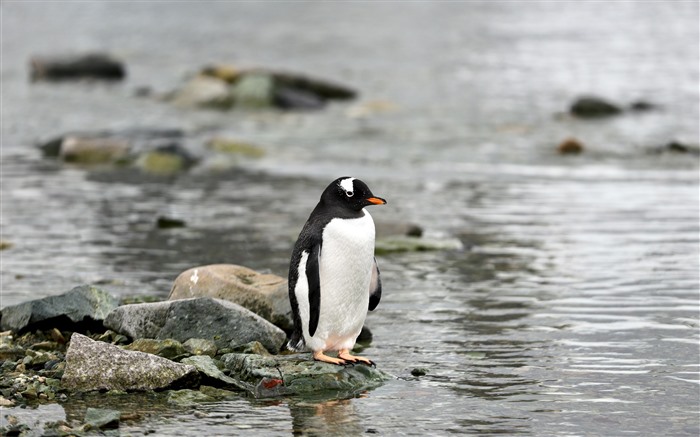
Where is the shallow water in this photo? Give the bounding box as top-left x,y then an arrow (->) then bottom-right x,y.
1,1 -> 699,436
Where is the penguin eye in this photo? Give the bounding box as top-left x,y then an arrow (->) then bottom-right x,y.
346,191 -> 354,197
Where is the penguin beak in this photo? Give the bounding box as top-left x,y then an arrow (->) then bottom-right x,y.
367,197 -> 387,205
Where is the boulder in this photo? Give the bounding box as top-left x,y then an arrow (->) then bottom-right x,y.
30,53 -> 125,81
168,264 -> 293,332
104,297 -> 287,353
61,333 -> 199,392
220,353 -> 392,398
569,96 -> 622,118
0,285 -> 118,333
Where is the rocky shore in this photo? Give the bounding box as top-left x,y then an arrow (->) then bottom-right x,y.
0,268 -> 392,435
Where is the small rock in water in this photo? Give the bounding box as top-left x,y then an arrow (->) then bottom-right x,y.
205,137 -> 266,158
569,96 -> 622,118
30,53 -> 126,81
557,137 -> 584,155
156,216 -> 187,229
84,408 -> 120,430
59,136 -> 131,164
411,368 -> 428,377
629,100 -> 657,112
167,389 -> 216,406
181,355 -> 249,391
0,241 -> 13,250
168,75 -> 234,109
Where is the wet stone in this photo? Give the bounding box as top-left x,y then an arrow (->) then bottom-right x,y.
84,407 -> 120,429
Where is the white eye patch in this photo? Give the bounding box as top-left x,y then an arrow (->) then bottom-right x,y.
339,178 -> 355,197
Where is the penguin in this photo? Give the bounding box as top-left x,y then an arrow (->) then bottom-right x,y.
287,177 -> 386,365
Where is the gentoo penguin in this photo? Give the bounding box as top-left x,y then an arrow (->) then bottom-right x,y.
287,177 -> 386,365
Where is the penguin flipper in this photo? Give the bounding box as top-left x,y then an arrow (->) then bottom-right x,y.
307,243 -> 322,337
369,257 -> 382,311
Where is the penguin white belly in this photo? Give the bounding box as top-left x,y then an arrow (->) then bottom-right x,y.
306,210 -> 375,351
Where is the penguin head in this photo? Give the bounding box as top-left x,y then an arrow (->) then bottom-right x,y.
321,177 -> 387,211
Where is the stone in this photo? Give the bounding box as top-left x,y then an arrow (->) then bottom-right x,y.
181,355 -> 249,391
167,389 -> 216,406
0,241 -> 13,250
200,64 -> 242,83
59,136 -> 131,164
569,96 -> 622,118
629,100 -> 657,112
156,216 -> 187,229
273,86 -> 326,110
375,236 -> 464,255
169,75 -> 233,109
30,53 -> 125,81
84,408 -> 120,429
183,338 -> 217,357
168,264 -> 293,332
123,338 -> 187,360
375,221 -> 423,238
557,137 -> 584,155
230,73 -> 275,108
272,70 -> 357,101
61,333 -> 199,392
220,353 -> 392,398
205,137 -> 266,158
0,285 -> 118,333
135,142 -> 198,175
411,367 -> 428,377
104,297 -> 287,353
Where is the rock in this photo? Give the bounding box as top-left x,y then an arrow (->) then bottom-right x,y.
182,338 -> 217,357
200,64 -> 242,83
0,241 -> 13,250
629,100 -> 657,112
168,264 -> 293,332
205,137 -> 266,158
30,53 -> 125,81
375,221 -> 423,238
167,389 -> 216,406
59,136 -> 131,164
375,236 -> 464,255
220,353 -> 391,398
569,96 -> 622,118
61,333 -> 199,392
169,75 -> 233,109
84,408 -> 120,429
230,340 -> 270,356
273,86 -> 325,110
181,355 -> 249,391
0,285 -> 118,333
123,338 -> 187,360
272,70 -> 357,101
104,297 -> 287,353
661,140 -> 700,155
156,216 -> 187,229
230,73 -> 275,108
557,137 -> 584,155
411,367 -> 428,377
0,395 -> 14,406
135,142 -> 198,175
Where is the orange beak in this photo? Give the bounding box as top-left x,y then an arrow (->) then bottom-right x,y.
367,197 -> 387,205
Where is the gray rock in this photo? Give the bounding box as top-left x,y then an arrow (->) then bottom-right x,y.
181,355 -> 250,391
30,53 -> 125,81
59,136 -> 131,164
0,285 -> 118,333
61,333 -> 199,392
220,353 -> 392,398
104,297 -> 287,354
84,408 -> 120,429
569,96 -> 622,118
167,389 -> 216,406
168,264 -> 293,332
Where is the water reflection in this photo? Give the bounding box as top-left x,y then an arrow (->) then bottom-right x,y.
288,397 -> 365,436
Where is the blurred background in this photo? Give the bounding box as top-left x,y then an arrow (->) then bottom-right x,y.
1,1 -> 698,435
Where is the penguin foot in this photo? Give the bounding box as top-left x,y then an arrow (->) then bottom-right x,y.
313,350 -> 347,366
338,350 -> 375,367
